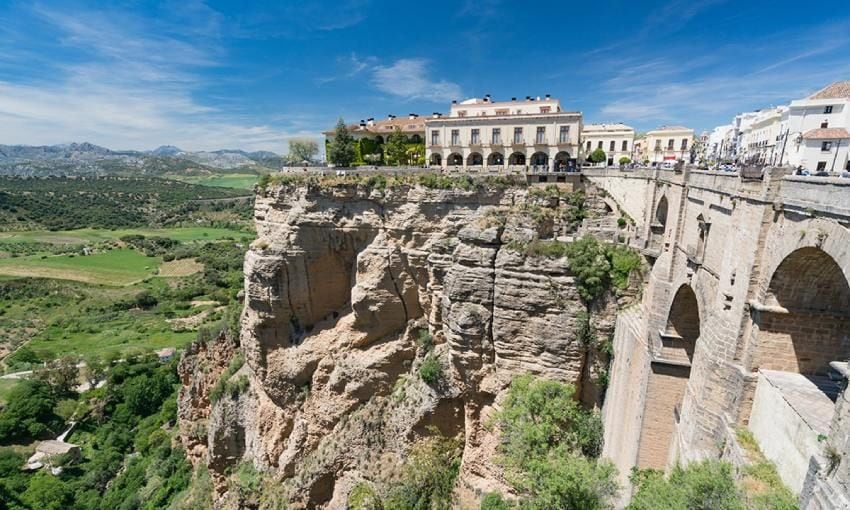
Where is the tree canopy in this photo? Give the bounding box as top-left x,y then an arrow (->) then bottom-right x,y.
287,138 -> 319,164
385,128 -> 409,166
327,119 -> 356,167
589,148 -> 607,164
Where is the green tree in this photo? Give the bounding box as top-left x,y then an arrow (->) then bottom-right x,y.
0,379 -> 61,442
618,156 -> 631,165
385,127 -> 409,166
288,138 -> 319,164
34,355 -> 80,397
564,236 -> 612,302
589,148 -> 607,164
22,472 -> 73,510
384,434 -> 462,510
327,119 -> 356,167
629,461 -> 744,510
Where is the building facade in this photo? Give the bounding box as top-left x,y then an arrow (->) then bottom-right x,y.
324,114 -> 425,165
644,126 -> 695,165
740,107 -> 786,165
580,123 -> 635,166
424,95 -> 582,171
776,81 -> 850,173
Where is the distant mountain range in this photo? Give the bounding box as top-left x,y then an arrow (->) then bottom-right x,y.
0,142 -> 287,177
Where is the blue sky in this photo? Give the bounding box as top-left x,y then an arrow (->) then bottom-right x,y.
1,0 -> 850,153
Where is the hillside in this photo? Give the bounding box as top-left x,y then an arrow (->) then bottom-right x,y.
0,143 -> 285,177
0,176 -> 253,231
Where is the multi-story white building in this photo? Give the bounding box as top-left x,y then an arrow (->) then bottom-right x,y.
740,107 -> 786,165
580,123 -> 635,166
731,111 -> 760,161
707,124 -> 734,163
644,126 -> 695,165
425,95 -> 582,171
776,81 -> 850,173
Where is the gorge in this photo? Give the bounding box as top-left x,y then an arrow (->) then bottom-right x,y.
178,168 -> 850,509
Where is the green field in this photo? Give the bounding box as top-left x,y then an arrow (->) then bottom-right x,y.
0,249 -> 160,286
0,226 -> 252,245
169,173 -> 259,189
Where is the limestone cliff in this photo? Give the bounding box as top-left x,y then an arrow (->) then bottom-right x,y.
178,178 -> 636,508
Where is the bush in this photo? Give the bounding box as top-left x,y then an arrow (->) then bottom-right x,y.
608,246 -> 641,289
418,354 -> 442,386
629,460 -> 744,510
384,434 -> 462,510
209,353 -> 247,403
349,481 -> 383,510
480,492 -> 512,509
0,379 -> 61,442
619,156 -> 631,165
564,236 -> 612,302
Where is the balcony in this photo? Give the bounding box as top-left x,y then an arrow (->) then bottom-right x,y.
469,138 -> 482,148
449,139 -> 462,148
428,139 -> 441,148
490,139 -> 503,147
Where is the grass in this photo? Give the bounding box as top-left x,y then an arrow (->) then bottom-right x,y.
157,258 -> 204,277
0,379 -> 20,404
736,428 -> 798,509
0,226 -> 251,245
169,173 -> 259,189
0,249 -> 160,286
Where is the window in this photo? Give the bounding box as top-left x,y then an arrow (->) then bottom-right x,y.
495,109 -> 509,116
586,140 -> 591,151
655,140 -> 662,151
609,140 -> 616,151
492,128 -> 501,145
431,130 -> 439,146
451,129 -> 460,145
824,105 -> 833,114
821,121 -> 829,128
680,139 -> 688,150
817,161 -> 827,171
559,126 -> 569,143
536,127 -> 546,144
667,139 -> 674,150
514,127 -> 523,144
597,141 -> 603,150
622,140 -> 628,151
540,106 -> 551,113
821,141 -> 833,151
457,110 -> 467,117
471,129 -> 480,145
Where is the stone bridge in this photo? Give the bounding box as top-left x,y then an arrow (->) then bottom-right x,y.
582,167 -> 850,508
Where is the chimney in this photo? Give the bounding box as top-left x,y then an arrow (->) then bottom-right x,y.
367,118 -> 375,127
432,112 -> 440,118
545,94 -> 550,99
359,119 -> 366,129
511,97 -> 516,101
409,113 -> 418,119
451,100 -> 457,104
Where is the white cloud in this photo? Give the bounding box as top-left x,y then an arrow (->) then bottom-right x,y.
371,59 -> 462,102
0,4 -> 303,152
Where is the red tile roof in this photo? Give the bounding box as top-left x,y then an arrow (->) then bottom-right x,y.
802,127 -> 850,140
809,81 -> 850,100
324,117 -> 425,136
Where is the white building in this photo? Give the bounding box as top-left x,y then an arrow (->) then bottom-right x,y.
731,111 -> 760,162
580,123 -> 635,166
776,81 -> 850,173
740,107 -> 787,165
644,126 -> 695,165
425,95 -> 582,171
707,124 -> 734,163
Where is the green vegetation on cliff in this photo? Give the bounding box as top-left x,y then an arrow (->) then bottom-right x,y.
482,375 -> 616,509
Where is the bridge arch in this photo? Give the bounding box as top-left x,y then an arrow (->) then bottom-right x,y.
637,283 -> 700,469
753,247 -> 850,376
655,195 -> 669,227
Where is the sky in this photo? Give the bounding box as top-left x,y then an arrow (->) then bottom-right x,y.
1,0 -> 850,153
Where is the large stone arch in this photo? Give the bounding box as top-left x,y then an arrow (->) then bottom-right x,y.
655,195 -> 669,227
753,247 -> 850,375
637,283 -> 701,469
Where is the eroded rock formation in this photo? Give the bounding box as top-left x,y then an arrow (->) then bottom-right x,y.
178,179 -> 635,508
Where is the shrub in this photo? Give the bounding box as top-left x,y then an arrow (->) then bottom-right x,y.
619,156 -> 631,165
209,353 -> 247,403
617,217 -> 627,228
384,433 -> 463,510
629,460 -> 744,510
419,353 -> 442,386
564,236 -> 611,302
349,481 -> 383,510
607,246 -> 641,289
480,492 -> 512,509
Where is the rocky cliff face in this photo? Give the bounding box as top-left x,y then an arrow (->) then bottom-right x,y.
178,179 -> 633,508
